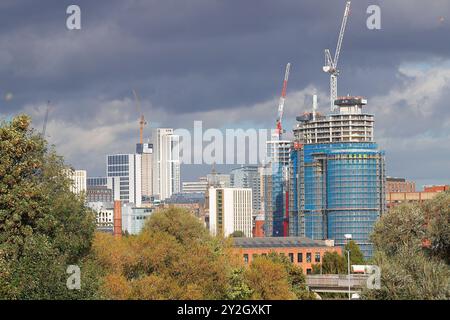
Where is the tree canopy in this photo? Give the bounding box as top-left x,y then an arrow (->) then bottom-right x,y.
0,115 -> 99,299
362,193 -> 450,300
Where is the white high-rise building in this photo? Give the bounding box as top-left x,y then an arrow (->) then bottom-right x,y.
209,187 -> 253,238
106,154 -> 142,206
69,170 -> 87,195
151,128 -> 181,200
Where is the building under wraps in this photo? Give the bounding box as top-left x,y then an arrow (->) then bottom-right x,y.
263,137 -> 292,237
290,97 -> 386,258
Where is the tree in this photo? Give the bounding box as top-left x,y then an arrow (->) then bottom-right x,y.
343,240 -> 365,266
371,203 -> 426,257
422,191 -> 450,263
94,207 -> 242,299
0,115 -> 99,299
361,247 -> 450,300
245,255 -> 296,300
225,268 -> 253,300
230,231 -> 246,238
244,252 -> 315,300
312,251 -> 346,274
362,195 -> 450,300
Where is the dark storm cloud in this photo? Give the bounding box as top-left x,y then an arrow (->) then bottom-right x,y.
1,0 -> 449,184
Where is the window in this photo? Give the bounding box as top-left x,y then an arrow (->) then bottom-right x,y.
288,253 -> 294,263
243,254 -> 249,264
306,268 -> 312,275
315,252 -> 321,263
306,252 -> 311,263
297,253 -> 303,263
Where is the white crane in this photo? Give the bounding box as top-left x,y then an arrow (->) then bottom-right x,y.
276,62 -> 291,139
323,1 -> 351,112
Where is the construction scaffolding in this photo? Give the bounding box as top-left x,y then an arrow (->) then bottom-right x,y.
290,142 -> 386,258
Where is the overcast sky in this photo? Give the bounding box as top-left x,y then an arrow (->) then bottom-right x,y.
1,0 -> 449,188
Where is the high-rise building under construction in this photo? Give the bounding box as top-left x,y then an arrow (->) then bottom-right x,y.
289,97 -> 386,258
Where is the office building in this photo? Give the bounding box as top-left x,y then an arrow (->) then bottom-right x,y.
69,169 -> 87,195
209,187 -> 253,238
151,128 -> 181,200
87,201 -> 114,232
121,204 -> 155,235
182,178 -> 208,194
263,135 -> 292,237
290,97 -> 385,258
231,165 -> 262,215
106,154 -> 142,206
86,185 -> 113,203
87,177 -> 108,187
136,142 -> 154,199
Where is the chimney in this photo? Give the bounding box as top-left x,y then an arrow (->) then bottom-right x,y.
113,200 -> 122,237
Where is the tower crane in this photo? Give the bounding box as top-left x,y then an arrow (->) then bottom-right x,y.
41,100 -> 50,137
132,89 -> 147,145
275,62 -> 291,139
323,1 -> 351,112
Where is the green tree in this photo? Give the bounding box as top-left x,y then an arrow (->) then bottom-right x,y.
343,240 -> 365,266
0,115 -> 99,299
422,191 -> 450,263
362,195 -> 450,300
361,247 -> 450,300
225,268 -> 253,300
230,231 -> 246,238
312,251 -> 346,274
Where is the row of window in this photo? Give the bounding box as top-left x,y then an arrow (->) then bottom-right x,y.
243,252 -> 321,264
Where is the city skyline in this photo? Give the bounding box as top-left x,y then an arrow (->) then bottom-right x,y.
0,0 -> 449,188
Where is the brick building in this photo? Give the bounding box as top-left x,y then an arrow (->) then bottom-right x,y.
233,237 -> 341,274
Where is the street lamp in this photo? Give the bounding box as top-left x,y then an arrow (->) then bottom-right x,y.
344,234 -> 352,300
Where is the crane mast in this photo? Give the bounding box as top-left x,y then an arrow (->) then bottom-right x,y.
132,89 -> 147,145
323,1 -> 351,112
276,62 -> 291,139
41,101 -> 50,137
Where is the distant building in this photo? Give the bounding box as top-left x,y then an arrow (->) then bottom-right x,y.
387,190 -> 446,209
151,128 -> 181,201
121,204 -> 155,235
232,237 -> 341,274
207,173 -> 231,188
253,214 -> 265,238
86,185 -> 113,203
87,201 -> 114,233
209,187 -> 253,238
69,169 -> 87,195
182,179 -> 208,194
231,165 -> 261,215
136,143 -> 154,199
87,177 -> 108,187
263,136 -> 292,237
386,177 -> 416,193
423,185 -> 449,193
106,154 -> 142,206
164,192 -> 206,218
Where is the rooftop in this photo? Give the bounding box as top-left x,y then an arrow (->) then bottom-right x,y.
233,237 -> 334,248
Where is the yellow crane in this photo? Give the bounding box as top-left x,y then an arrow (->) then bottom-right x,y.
132,89 -> 147,144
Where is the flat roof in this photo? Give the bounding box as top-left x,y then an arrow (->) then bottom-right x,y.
233,237 -> 332,248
